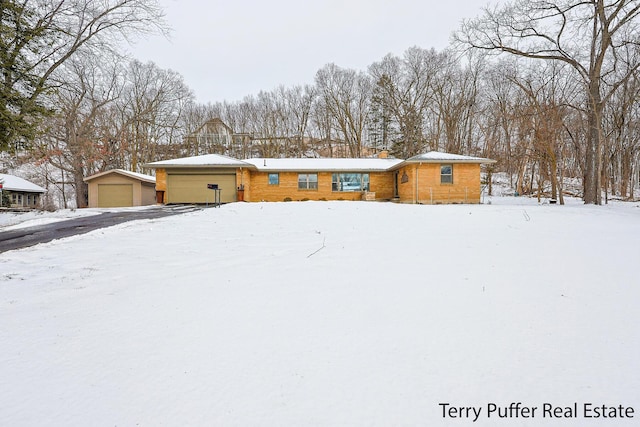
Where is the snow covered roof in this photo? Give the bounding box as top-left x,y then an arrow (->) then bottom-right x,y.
144,152 -> 495,172
404,151 -> 496,164
84,169 -> 156,184
0,173 -> 46,193
145,154 -> 251,168
244,158 -> 404,172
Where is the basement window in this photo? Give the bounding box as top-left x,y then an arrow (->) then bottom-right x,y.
298,173 -> 318,190
441,164 -> 453,184
268,173 -> 279,185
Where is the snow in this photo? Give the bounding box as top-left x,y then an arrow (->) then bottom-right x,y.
84,169 -> 156,184
407,151 -> 495,163
0,206 -> 157,231
1,198 -> 639,426
145,153 -> 486,172
146,153 -> 252,167
148,154 -> 404,171
0,209 -> 98,230
0,173 -> 46,193
244,157 -> 404,171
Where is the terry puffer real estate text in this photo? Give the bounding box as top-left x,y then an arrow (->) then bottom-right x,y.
439,402 -> 635,422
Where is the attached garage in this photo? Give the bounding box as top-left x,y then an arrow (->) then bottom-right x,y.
84,169 -> 156,208
145,154 -> 251,205
167,173 -> 237,204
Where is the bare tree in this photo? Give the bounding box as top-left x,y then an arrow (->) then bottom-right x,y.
507,63 -> 575,203
603,66 -> 640,199
280,85 -> 316,156
315,63 -> 372,157
431,52 -> 482,155
33,53 -> 192,207
369,47 -> 443,157
0,0 -> 167,152
35,51 -> 126,208
478,59 -> 522,189
119,60 -> 193,171
456,0 -> 640,204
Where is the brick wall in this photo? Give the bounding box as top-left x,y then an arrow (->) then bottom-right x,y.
247,171 -> 393,202
396,163 -> 481,204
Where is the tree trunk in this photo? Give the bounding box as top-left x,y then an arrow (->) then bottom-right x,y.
584,83 -> 603,204
550,154 -> 558,201
74,168 -> 88,208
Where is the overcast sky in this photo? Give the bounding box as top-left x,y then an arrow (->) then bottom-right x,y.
128,0 -> 492,104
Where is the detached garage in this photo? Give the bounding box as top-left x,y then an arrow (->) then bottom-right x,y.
84,169 -> 156,208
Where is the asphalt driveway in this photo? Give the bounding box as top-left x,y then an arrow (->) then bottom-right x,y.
0,205 -> 201,253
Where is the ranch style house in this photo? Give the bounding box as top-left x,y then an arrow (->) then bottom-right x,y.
143,151 -> 496,205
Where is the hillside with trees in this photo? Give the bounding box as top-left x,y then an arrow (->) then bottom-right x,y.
1,0 -> 639,208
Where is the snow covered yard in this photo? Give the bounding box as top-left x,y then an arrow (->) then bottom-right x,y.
1,199 -> 638,426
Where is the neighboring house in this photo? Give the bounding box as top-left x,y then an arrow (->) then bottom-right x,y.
0,173 -> 46,209
183,118 -> 252,158
145,151 -> 496,204
83,169 -> 156,208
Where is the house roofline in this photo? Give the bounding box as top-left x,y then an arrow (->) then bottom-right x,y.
142,152 -> 497,172
144,163 -> 258,170
391,158 -> 497,170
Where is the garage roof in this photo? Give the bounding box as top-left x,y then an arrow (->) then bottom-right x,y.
145,154 -> 251,168
84,169 -> 156,184
0,174 -> 46,193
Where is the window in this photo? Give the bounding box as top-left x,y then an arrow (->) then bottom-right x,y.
332,173 -> 370,192
441,164 -> 453,184
268,173 -> 279,185
298,173 -> 318,190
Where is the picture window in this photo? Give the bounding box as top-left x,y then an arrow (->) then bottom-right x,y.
331,173 -> 370,192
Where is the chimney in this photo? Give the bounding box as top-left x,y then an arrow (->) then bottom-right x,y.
378,150 -> 389,159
